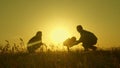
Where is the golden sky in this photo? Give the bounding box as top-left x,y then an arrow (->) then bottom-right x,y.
0,0 -> 120,48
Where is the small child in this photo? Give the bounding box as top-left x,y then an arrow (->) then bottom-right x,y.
63,37 -> 76,51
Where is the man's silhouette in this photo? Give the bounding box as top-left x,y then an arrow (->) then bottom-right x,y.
27,31 -> 43,53
74,25 -> 98,51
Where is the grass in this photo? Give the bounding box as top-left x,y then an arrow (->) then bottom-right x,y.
0,39 -> 120,68
0,48 -> 120,68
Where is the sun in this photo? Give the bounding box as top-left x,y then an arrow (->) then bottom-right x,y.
50,28 -> 70,44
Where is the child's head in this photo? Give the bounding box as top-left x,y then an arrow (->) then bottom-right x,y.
63,36 -> 76,47
71,37 -> 76,42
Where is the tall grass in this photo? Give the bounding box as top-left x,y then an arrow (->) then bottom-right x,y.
0,39 -> 120,68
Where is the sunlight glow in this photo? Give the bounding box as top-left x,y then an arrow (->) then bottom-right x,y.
50,28 -> 70,44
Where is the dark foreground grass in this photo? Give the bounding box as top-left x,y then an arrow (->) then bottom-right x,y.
0,49 -> 120,68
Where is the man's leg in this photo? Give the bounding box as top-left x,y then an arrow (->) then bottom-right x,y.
89,45 -> 97,51
82,44 -> 89,51
67,46 -> 70,52
84,47 -> 89,51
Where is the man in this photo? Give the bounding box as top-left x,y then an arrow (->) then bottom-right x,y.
27,31 -> 43,53
74,25 -> 98,51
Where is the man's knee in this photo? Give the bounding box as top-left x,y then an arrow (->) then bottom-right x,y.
82,43 -> 97,51
89,46 -> 97,51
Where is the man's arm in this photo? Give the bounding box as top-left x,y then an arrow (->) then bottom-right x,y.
73,38 -> 82,45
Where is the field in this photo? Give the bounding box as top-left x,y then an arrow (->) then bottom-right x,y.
0,48 -> 120,68
0,39 -> 120,68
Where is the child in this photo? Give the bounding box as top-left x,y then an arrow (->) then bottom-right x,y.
63,37 -> 76,51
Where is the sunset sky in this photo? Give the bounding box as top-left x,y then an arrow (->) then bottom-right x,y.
0,0 -> 120,48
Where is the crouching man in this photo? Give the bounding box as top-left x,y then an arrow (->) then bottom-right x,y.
74,25 -> 98,51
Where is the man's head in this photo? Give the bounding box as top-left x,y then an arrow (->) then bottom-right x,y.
77,25 -> 83,32
36,31 -> 42,37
